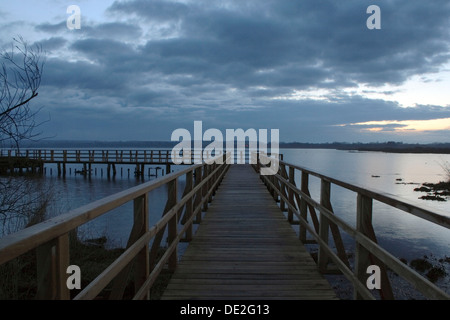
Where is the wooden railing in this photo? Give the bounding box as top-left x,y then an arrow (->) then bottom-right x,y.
0,149 -> 270,164
0,153 -> 230,300
1,149 -> 175,164
256,153 -> 450,300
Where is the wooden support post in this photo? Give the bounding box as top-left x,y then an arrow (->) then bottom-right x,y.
36,240 -> 56,300
318,179 -> 330,273
183,171 -> 194,241
194,167 -> 203,223
279,164 -> 288,213
355,193 -> 394,300
212,163 -> 218,196
134,195 -> 149,299
299,171 -> 308,242
36,234 -> 70,300
57,163 -> 61,177
55,234 -> 70,300
355,194 -> 372,300
288,167 -> 295,223
208,165 -> 213,203
167,179 -> 178,271
202,166 -> 209,211
110,194 -> 149,300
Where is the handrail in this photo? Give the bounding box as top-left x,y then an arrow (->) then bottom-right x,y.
256,153 -> 450,300
282,160 -> 450,229
0,152 -> 231,299
0,148 -> 265,165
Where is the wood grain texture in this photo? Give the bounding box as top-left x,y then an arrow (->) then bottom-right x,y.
162,165 -> 337,300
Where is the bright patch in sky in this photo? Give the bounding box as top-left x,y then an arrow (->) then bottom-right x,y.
354,66 -> 450,108
345,118 -> 450,133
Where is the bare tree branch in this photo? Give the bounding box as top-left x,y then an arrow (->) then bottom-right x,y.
0,36 -> 46,149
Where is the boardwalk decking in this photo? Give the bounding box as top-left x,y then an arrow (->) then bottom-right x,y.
162,165 -> 337,300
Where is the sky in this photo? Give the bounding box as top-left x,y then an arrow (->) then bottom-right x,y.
1,0 -> 450,143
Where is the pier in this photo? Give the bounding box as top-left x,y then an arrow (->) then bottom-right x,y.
0,152 -> 449,300
0,149 -> 180,177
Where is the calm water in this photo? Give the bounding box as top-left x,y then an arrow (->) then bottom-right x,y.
2,149 -> 449,261
281,149 -> 450,261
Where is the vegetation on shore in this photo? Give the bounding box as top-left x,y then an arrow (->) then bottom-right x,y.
414,161 -> 450,202
0,234 -> 172,300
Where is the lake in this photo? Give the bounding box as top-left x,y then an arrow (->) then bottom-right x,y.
2,148 -> 449,274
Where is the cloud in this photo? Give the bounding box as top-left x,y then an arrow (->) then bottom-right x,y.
81,22 -> 142,40
108,0 -> 190,22
34,37 -> 67,51
35,21 -> 67,33
6,0 -> 449,143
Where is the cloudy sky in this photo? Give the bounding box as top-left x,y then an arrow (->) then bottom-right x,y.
1,0 -> 450,143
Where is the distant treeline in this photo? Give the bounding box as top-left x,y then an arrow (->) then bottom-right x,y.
281,141 -> 450,154
4,140 -> 450,154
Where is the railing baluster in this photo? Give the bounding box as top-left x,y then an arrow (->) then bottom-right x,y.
194,166 -> 203,223
56,234 -> 70,300
183,171 -> 194,241
167,179 -> 178,271
355,193 -> 394,300
299,171 -> 309,242
288,166 -> 295,224
134,194 -> 149,299
36,240 -> 56,299
318,179 -> 331,273
202,165 -> 209,211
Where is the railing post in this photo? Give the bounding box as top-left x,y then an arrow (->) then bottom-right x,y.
109,194 -> 150,300
279,163 -> 286,212
288,166 -> 295,223
184,171 -> 194,241
134,194 -> 149,298
56,234 -> 70,300
202,165 -> 209,211
194,166 -> 203,223
355,193 -> 394,300
355,193 -> 372,300
318,179 -> 330,272
36,234 -> 70,300
168,179 -> 178,271
300,172 -> 309,242
208,164 -> 214,203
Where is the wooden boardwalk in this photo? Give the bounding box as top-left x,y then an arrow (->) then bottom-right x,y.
162,165 -> 337,300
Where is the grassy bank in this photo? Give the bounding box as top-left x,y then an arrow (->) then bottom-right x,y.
0,234 -> 172,300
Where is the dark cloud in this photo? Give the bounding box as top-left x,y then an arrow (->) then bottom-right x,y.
16,0 -> 450,142
34,37 -> 67,51
81,22 -> 142,40
35,21 -> 67,33
108,0 -> 190,21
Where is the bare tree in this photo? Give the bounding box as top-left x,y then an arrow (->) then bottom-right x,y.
0,37 -> 49,235
0,36 -> 45,149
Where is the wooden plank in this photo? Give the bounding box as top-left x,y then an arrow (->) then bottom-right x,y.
162,165 -> 336,300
